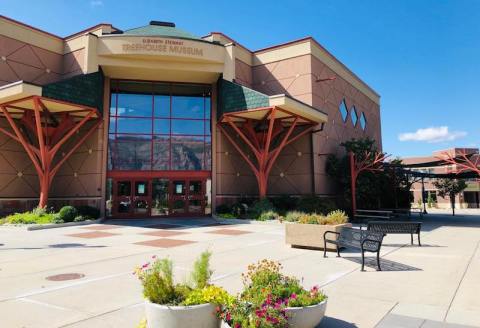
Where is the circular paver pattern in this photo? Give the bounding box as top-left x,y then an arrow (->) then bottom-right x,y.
45,273 -> 85,281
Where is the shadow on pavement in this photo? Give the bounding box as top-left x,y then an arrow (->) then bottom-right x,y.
318,316 -> 358,327
343,257 -> 422,271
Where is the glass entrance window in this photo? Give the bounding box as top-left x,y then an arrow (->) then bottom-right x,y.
152,179 -> 169,216
108,80 -> 212,171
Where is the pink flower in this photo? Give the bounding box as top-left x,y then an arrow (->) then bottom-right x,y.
290,293 -> 297,299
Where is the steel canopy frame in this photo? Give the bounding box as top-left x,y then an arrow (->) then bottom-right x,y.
0,95 -> 102,208
218,106 -> 317,198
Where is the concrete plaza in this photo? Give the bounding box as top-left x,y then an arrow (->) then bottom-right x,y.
0,211 -> 479,328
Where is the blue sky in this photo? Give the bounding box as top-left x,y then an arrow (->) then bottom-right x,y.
1,0 -> 478,157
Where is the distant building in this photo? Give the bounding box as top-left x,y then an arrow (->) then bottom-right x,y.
403,148 -> 480,209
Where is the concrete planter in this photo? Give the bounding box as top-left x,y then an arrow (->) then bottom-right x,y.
286,299 -> 327,328
145,301 -> 220,328
285,222 -> 352,250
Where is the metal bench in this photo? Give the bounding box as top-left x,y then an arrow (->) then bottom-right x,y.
354,209 -> 393,223
367,221 -> 422,246
323,227 -> 385,271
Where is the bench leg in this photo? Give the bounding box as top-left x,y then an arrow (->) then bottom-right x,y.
410,233 -> 414,245
418,233 -> 421,246
323,240 -> 327,258
336,246 -> 341,257
376,251 -> 381,271
361,250 -> 365,272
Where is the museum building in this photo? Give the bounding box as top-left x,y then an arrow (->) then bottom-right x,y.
0,16 -> 382,217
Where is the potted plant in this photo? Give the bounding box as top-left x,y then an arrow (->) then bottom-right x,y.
219,260 -> 327,328
285,210 -> 351,250
135,251 -> 232,328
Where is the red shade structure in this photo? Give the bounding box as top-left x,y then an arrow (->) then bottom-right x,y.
0,95 -> 102,208
437,151 -> 480,176
218,106 -> 322,198
349,151 -> 389,214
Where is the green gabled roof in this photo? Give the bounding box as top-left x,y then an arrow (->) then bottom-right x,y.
217,79 -> 270,117
42,71 -> 104,113
123,24 -> 200,40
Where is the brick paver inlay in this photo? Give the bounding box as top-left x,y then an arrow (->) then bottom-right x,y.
207,229 -> 251,236
66,231 -> 119,239
81,225 -> 122,230
140,230 -> 189,237
134,238 -> 196,248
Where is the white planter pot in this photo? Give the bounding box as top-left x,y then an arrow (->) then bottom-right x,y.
286,299 -> 327,328
145,300 -> 220,328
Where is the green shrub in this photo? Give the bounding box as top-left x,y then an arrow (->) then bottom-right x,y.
182,285 -> 233,306
2,207 -> 56,225
217,213 -> 236,219
325,210 -> 349,225
297,196 -> 337,214
190,250 -> 212,289
135,250 -> 219,306
73,215 -> 88,222
296,210 -> 348,225
215,203 -> 232,214
58,206 -> 78,223
257,210 -> 279,221
53,215 -> 64,224
284,211 -> 306,222
231,202 -> 248,216
269,195 -> 298,214
247,198 -> 276,220
76,205 -> 100,219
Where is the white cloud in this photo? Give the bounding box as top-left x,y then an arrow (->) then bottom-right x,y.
90,0 -> 103,7
398,126 -> 467,143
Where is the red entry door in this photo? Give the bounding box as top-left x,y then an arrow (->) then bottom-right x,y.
170,179 -> 205,216
112,179 -> 151,217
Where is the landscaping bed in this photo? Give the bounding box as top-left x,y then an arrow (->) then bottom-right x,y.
0,205 -> 101,228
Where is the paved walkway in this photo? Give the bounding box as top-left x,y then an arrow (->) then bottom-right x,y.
0,213 -> 479,327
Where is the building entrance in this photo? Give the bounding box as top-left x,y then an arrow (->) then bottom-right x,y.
111,177 -> 207,217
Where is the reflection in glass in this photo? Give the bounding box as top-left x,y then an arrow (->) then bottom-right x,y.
109,81 -> 212,172
152,136 -> 170,170
189,180 -> 202,195
117,117 -> 152,134
106,178 -> 113,217
110,94 -> 117,116
117,94 -> 152,117
204,137 -> 212,170
152,179 -> 169,216
172,136 -> 204,170
114,137 -> 152,170
172,119 -> 204,135
172,96 -> 204,119
154,95 -> 170,118
154,119 -> 170,134
188,199 -> 202,213
171,199 -> 186,214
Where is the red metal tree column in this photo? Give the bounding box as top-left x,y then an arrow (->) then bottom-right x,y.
438,151 -> 480,176
349,151 -> 388,215
218,107 -> 315,198
0,96 -> 102,208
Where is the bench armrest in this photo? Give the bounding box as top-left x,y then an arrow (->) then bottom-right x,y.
361,238 -> 382,252
323,231 -> 340,244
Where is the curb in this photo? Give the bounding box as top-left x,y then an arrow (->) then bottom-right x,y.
26,218 -> 104,231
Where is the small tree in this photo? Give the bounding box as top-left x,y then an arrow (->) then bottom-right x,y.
432,179 -> 467,216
